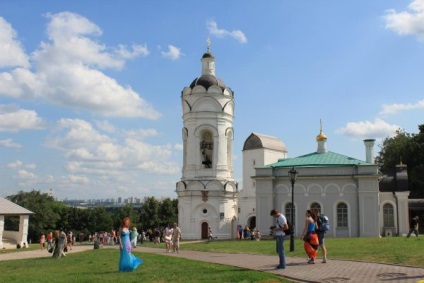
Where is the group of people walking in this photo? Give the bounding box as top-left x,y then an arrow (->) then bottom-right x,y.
270,208 -> 328,270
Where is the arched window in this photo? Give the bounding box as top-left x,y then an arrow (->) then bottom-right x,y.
337,203 -> 348,228
383,203 -> 395,227
200,131 -> 213,168
285,203 -> 296,226
310,202 -> 321,214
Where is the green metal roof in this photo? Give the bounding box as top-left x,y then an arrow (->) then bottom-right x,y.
263,151 -> 372,168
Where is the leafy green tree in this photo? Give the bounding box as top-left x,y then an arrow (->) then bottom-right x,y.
91,207 -> 113,232
376,124 -> 424,198
141,196 -> 161,229
6,190 -> 66,242
111,205 -> 140,230
159,198 -> 178,227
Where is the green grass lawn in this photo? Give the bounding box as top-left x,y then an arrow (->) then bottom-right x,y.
1,237 -> 423,282
0,249 -> 291,283
143,236 -> 424,267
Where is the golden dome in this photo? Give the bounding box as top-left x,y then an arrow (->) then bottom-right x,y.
316,130 -> 327,141
316,119 -> 327,141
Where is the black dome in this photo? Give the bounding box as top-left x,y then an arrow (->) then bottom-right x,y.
202,52 -> 215,59
190,74 -> 226,90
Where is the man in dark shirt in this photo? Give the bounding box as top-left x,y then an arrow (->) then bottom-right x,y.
407,216 -> 419,238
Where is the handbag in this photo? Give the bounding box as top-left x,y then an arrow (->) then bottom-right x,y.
164,235 -> 171,241
303,234 -> 309,242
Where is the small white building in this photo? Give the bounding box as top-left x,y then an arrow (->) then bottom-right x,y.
242,129 -> 410,238
0,197 -> 34,249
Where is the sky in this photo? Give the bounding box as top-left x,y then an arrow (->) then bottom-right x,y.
0,0 -> 423,200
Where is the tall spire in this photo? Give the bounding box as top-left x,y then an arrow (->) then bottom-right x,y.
207,37 -> 211,53
316,119 -> 327,153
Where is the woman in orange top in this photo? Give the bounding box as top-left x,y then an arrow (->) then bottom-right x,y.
301,210 -> 319,264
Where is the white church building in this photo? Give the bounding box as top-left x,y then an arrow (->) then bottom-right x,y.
176,44 -> 410,239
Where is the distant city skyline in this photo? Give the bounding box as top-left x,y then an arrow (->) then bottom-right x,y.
0,1 -> 423,200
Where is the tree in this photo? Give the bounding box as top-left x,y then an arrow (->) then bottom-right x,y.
111,205 -> 140,230
91,207 -> 113,232
375,125 -> 424,198
159,198 -> 178,227
141,196 -> 161,229
6,190 -> 66,242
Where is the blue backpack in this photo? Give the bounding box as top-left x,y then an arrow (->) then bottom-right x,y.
318,215 -> 330,232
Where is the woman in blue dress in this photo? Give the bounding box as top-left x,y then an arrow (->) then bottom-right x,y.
118,217 -> 143,272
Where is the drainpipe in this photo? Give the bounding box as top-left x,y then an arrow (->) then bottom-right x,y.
392,191 -> 399,236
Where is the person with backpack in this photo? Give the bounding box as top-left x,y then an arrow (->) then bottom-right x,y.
314,209 -> 328,263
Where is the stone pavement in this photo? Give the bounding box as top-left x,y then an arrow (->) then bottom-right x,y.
139,246 -> 424,283
1,244 -> 424,283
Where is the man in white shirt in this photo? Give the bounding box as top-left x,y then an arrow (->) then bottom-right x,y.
270,209 -> 288,269
172,223 -> 182,253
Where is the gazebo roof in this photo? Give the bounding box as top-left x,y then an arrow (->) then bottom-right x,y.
0,197 -> 34,215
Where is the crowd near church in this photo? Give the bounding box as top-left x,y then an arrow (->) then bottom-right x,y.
3,191 -> 178,245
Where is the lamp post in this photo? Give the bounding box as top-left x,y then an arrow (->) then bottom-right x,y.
288,167 -> 298,252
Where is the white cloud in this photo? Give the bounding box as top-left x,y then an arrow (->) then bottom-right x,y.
7,160 -> 23,169
161,45 -> 183,60
25,163 -> 37,169
0,104 -> 45,132
116,44 -> 149,59
0,17 -> 30,68
68,174 -> 90,185
46,118 -> 180,176
174,143 -> 183,151
0,12 -> 160,119
207,21 -> 247,44
126,128 -> 158,139
95,120 -> 116,133
17,169 -> 37,180
336,118 -> 400,138
379,99 -> 424,115
384,0 -> 424,41
0,139 -> 22,149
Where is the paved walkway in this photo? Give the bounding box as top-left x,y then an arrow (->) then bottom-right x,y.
1,244 -> 424,283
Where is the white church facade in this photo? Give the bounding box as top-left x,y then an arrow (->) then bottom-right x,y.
176,45 -> 410,239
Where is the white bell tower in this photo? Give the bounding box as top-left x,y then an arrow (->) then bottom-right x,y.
176,40 -> 238,239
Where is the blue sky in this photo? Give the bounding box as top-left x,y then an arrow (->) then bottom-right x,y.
0,0 -> 423,200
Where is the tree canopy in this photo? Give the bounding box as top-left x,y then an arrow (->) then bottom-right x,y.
375,124 -> 424,198
5,190 -> 178,243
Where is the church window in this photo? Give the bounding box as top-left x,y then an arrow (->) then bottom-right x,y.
200,131 -> 213,169
310,202 -> 321,214
383,203 -> 395,227
203,209 -> 208,214
337,203 -> 348,228
285,203 -> 296,227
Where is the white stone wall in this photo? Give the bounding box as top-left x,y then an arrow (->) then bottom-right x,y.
254,165 -> 381,238
379,191 -> 410,236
